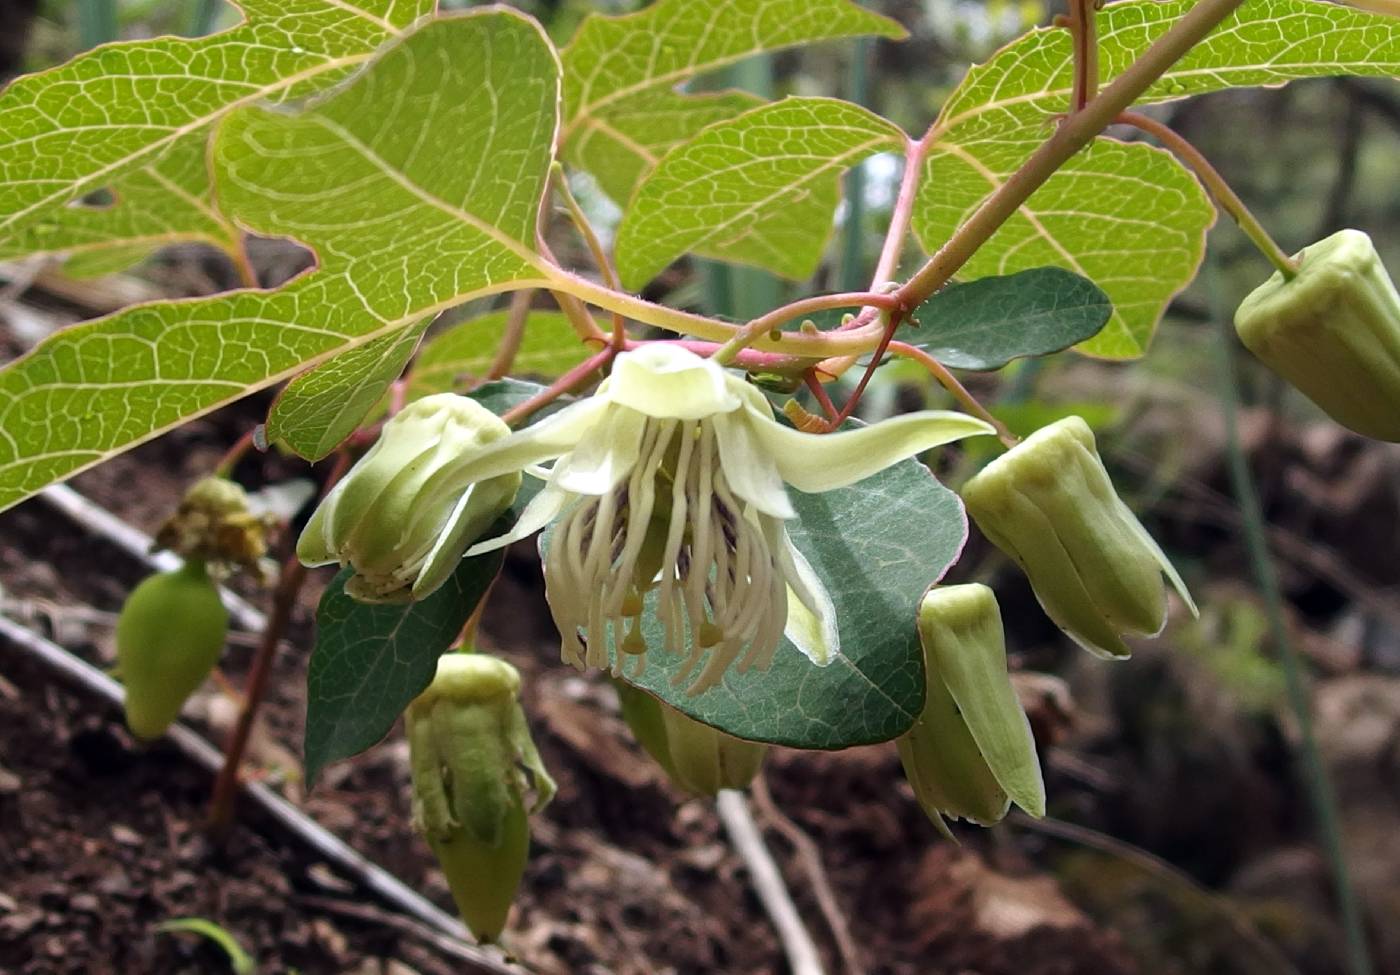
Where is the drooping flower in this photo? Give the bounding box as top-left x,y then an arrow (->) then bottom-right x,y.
961,415 -> 1195,658
897,584 -> 1043,836
1235,228 -> 1400,442
426,344 -> 993,694
297,394 -> 521,603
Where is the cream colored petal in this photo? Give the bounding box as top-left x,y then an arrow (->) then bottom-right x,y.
748,407 -> 995,493
772,524 -> 838,667
550,405 -> 648,496
712,412 -> 796,519
464,482 -> 573,557
604,345 -> 742,419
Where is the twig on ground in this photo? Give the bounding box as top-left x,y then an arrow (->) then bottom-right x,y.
298,895 -> 528,971
751,776 -> 865,975
0,613 -> 522,975
716,789 -> 827,975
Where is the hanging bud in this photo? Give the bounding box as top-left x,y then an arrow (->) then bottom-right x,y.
116,560 -> 229,740
898,585 -> 1044,836
406,652 -> 554,942
615,681 -> 767,796
1235,228 -> 1400,442
961,416 -> 1195,659
298,394 -> 520,603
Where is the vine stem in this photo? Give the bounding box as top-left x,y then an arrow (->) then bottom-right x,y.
1118,111 -> 1300,279
712,291 -> 899,365
208,450 -> 352,835
552,163 -> 629,347
894,0 -> 1248,313
886,340 -> 1017,447
499,346 -> 615,427
486,288 -> 534,380
1208,267 -> 1373,975
1067,0 -> 1100,111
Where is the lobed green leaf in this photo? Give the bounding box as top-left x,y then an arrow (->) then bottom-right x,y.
615,97 -> 905,288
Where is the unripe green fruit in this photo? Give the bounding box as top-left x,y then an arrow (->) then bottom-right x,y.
429,796 -> 530,943
116,561 -> 229,740
615,680 -> 766,796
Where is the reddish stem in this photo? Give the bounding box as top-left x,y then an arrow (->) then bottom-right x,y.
499,346 -> 615,427
207,450 -> 351,836
803,371 -> 841,424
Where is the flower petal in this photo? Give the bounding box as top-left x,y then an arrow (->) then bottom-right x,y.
603,344 -> 742,419
772,524 -> 838,666
712,411 -> 796,519
422,396 -> 609,499
747,407 -> 995,494
465,482 -> 573,557
550,404 -> 647,496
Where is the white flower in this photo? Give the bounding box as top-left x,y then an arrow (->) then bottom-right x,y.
428,345 -> 993,694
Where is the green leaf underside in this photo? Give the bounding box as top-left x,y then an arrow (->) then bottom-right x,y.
302,379 -> 543,782
0,12 -> 559,513
406,310 -> 597,401
615,97 -> 904,288
901,268 -> 1111,371
918,0 -> 1400,358
265,317 -> 431,461
0,0 -> 435,242
0,136 -> 236,264
560,0 -> 905,204
604,451 -> 968,750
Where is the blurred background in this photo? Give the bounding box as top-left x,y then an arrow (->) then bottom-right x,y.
1,1 -> 1398,973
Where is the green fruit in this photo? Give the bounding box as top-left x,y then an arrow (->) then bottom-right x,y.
614,679 -> 766,796
116,561 -> 229,739
428,796 -> 530,943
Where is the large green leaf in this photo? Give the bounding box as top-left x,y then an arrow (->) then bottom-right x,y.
899,268 -> 1110,371
405,310 -> 598,401
265,318 -> 432,462
603,450 -> 969,749
302,379 -> 544,782
615,98 -> 905,288
559,0 -> 905,204
0,12 -> 560,513
0,0 -> 434,241
0,136 -> 239,265
916,0 -> 1400,358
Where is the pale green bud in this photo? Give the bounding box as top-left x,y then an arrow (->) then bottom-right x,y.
961,416 -> 1195,659
406,652 -> 554,943
615,681 -> 767,796
1235,228 -> 1400,442
898,585 -> 1044,836
297,394 -> 520,603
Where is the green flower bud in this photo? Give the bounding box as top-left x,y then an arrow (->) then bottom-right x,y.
1235,228 -> 1400,442
407,653 -> 554,942
961,416 -> 1195,659
298,395 -> 521,603
116,560 -> 229,740
615,681 -> 767,796
898,585 -> 1043,836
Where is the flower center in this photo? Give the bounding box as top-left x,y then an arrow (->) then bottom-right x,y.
544,418 -> 788,694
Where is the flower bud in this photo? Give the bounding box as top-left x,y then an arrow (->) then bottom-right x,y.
615,681 -> 767,796
298,394 -> 520,603
961,416 -> 1194,658
898,585 -> 1043,836
1235,228 -> 1400,442
116,560 -> 229,740
407,652 -> 554,942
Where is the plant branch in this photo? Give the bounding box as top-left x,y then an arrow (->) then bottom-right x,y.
713,291 -> 900,365
209,449 -> 350,835
716,789 -> 827,975
487,289 -> 535,380
1067,0 -> 1100,111
499,346 -> 614,427
896,0 -> 1248,312
552,164 -> 629,347
886,341 -> 1017,447
1119,111 -> 1299,278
